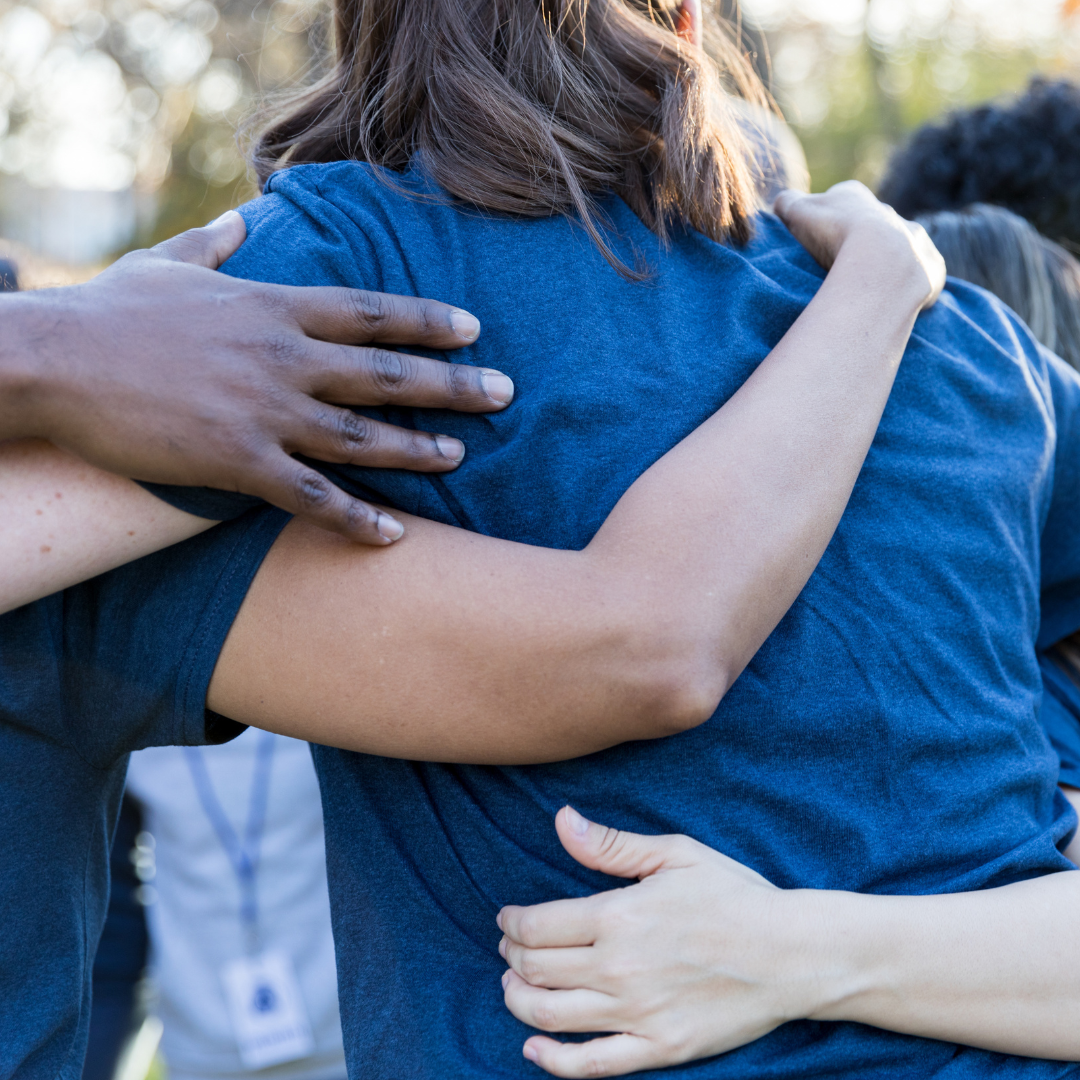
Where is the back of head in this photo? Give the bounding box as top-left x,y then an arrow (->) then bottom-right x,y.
878,77 -> 1080,249
918,203 -> 1080,369
251,0 -> 768,277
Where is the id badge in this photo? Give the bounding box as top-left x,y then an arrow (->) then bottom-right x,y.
221,950 -> 315,1069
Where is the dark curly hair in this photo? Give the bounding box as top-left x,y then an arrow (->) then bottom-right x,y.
878,78 -> 1080,249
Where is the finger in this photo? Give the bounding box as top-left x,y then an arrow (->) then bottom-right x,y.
286,286 -> 482,349
771,188 -> 804,223
555,806 -> 694,880
305,342 -> 514,411
498,896 -> 601,949
290,405 -> 466,471
245,451 -> 404,544
501,938 -> 598,990
523,1034 -> 667,1079
150,210 -> 247,269
502,970 -> 617,1033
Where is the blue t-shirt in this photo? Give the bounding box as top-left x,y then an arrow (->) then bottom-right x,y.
0,509 -> 288,1080
1042,649 -> 1080,787
161,160 -> 1080,1079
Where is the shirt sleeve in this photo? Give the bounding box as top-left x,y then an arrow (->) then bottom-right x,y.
1038,349 -> 1080,649
0,507 -> 290,767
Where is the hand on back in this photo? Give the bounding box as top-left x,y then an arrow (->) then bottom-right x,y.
774,180 -> 946,312
496,807 -> 827,1078
4,211 -> 514,544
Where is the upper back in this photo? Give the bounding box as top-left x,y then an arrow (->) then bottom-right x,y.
223,160 -> 1080,1079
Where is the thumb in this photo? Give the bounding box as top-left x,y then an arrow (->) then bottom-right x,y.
555,805 -> 687,881
151,210 -> 247,269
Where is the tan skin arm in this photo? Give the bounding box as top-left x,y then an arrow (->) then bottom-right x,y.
207,184 -> 942,762
5,185 -> 940,764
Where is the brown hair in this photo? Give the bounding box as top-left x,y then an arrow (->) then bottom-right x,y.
917,204 -> 1080,371
250,0 -> 767,277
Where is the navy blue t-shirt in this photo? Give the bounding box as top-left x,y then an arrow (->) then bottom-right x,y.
156,160 -> 1080,1078
0,508 -> 288,1080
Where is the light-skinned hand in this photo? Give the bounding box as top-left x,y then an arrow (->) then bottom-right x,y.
497,806 -> 831,1078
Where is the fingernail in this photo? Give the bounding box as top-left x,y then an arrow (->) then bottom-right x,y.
481,369 -> 515,405
502,971 -> 510,990
450,309 -> 480,341
564,805 -> 590,836
377,514 -> 404,541
435,435 -> 465,463
496,911 -> 504,931
498,937 -> 507,959
523,1044 -> 539,1062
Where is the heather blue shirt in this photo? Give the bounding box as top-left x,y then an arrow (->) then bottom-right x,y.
161,160 -> 1080,1079
1042,651 -> 1080,787
0,509 -> 288,1080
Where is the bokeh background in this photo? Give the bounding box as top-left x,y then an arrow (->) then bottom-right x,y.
0,0 -> 1078,282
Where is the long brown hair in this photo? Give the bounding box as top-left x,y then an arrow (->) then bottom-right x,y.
250,0 -> 767,277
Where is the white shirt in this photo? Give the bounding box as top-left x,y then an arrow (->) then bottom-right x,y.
126,731 -> 346,1080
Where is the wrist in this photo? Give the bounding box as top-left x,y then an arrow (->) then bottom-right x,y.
773,887 -> 878,1025
833,225 -> 935,314
0,287 -> 81,441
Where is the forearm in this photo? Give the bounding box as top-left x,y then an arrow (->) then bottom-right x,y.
585,228 -> 926,700
212,227 -> 929,762
0,439 -> 212,612
805,871 -> 1080,1059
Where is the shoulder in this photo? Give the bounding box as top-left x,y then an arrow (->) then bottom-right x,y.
226,160 -> 453,290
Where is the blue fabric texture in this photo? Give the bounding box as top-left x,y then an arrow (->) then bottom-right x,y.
192,159 -> 1080,1079
1041,652 -> 1080,788
0,507 -> 288,1080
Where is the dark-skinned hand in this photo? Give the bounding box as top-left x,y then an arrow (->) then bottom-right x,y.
0,211 -> 513,544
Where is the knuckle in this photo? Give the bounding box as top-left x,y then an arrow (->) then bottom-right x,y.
343,497 -> 377,535
583,1054 -> 612,1078
290,470 -> 334,512
256,287 -> 295,325
516,912 -> 541,948
365,348 -> 411,396
532,1000 -> 561,1031
445,360 -> 475,400
263,330 -> 306,368
518,955 -> 545,984
412,300 -> 438,338
348,290 -> 391,337
329,409 -> 373,451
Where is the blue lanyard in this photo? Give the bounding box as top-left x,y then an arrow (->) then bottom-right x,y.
184,730 -> 276,952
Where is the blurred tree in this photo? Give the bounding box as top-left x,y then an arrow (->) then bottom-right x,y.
0,0 -> 329,256
1,0 -> 1078,262
743,0 -> 1080,191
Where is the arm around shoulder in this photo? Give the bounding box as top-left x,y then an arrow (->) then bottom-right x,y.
209,185 -> 943,764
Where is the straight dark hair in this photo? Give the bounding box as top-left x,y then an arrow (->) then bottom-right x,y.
249,0 -> 767,277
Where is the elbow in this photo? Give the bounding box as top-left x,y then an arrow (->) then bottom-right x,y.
636,652 -> 734,737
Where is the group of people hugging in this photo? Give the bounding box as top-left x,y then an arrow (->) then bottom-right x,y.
4,1 -> 1080,1078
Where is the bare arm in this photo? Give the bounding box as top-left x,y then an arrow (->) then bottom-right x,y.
498,808 -> 1080,1078
0,439 -> 215,612
5,185 -> 939,763
0,211 -> 510,546
207,183 -> 942,762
